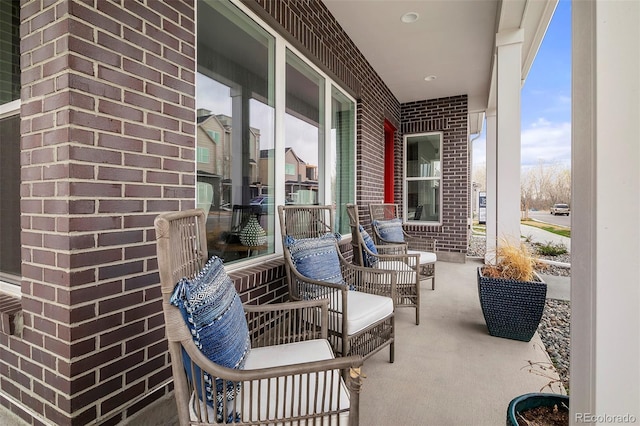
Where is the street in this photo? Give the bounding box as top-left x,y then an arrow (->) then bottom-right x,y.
527,210 -> 571,228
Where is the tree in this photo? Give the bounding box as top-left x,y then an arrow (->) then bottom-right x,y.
520,160 -> 571,211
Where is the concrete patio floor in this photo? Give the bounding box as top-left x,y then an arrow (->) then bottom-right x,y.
358,258 -> 565,426
0,258 -> 566,426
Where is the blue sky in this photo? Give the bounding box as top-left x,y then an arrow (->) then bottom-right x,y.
473,0 -> 571,171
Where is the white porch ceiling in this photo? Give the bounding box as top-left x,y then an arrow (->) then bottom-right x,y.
323,0 -> 557,121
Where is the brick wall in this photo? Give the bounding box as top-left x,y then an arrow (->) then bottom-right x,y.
401,96 -> 470,261
14,1 -> 197,424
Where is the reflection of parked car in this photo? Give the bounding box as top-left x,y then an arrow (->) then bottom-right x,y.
551,203 -> 570,216
250,196 -> 272,213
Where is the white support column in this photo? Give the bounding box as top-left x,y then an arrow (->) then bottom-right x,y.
486,29 -> 523,262
572,1 -> 640,423
485,109 -> 497,263
495,29 -> 523,247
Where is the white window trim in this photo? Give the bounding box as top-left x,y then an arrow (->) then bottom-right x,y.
403,131 -> 443,226
0,99 -> 20,119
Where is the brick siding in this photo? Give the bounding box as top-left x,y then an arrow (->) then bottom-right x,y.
401,96 -> 470,261
14,1 -> 197,424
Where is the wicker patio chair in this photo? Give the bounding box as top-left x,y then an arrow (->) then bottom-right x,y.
369,203 -> 437,289
346,204 -> 421,325
277,205 -> 396,363
155,208 -> 364,425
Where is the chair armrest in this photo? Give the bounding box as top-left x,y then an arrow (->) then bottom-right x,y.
179,338 -> 364,424
366,249 -> 420,266
287,261 -> 351,298
339,255 -> 397,300
244,300 -> 329,346
183,337 -> 363,381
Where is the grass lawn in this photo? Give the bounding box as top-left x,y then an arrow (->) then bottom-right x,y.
471,220 -> 571,239
521,219 -> 571,238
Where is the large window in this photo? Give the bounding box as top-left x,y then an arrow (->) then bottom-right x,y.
0,0 -> 21,285
330,86 -> 355,235
284,50 -> 323,207
197,0 -> 275,264
197,0 -> 355,264
404,132 -> 442,224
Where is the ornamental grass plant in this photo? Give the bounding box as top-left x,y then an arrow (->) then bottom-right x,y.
482,241 -> 541,282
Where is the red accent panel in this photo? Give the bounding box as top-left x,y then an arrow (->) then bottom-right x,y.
384,120 -> 396,203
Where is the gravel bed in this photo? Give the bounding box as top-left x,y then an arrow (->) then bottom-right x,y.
537,299 -> 571,393
468,234 -> 571,393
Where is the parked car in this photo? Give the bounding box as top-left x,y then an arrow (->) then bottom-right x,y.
550,203 -> 570,216
250,195 -> 272,213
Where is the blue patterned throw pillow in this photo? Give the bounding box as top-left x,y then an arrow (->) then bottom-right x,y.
373,218 -> 405,243
285,233 -> 345,291
359,225 -> 379,267
170,256 -> 250,422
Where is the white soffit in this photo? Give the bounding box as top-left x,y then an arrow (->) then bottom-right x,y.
323,0 -> 558,114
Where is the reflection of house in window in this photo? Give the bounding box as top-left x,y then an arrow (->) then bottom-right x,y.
197,109 -> 261,209
284,147 -> 318,204
258,147 -> 317,204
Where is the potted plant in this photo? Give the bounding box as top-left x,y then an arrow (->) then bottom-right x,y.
506,393 -> 569,425
477,241 -> 547,342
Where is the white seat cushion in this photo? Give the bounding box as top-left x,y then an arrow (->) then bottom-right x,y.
407,249 -> 437,266
190,339 -> 350,425
331,290 -> 394,336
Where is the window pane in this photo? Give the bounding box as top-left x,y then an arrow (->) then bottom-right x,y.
197,0 -> 275,263
331,86 -> 354,235
285,49 -> 324,206
407,180 -> 440,222
405,132 -> 442,223
0,0 -> 20,104
406,133 -> 441,178
0,115 -> 21,279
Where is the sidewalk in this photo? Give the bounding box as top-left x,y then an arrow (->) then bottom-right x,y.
521,223 -> 571,301
521,223 -> 571,252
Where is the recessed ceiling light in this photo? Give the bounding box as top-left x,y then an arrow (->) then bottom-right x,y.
424,75 -> 437,82
401,12 -> 419,23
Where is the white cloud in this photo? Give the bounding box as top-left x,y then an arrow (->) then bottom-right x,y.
521,119 -> 571,167
472,119 -> 571,171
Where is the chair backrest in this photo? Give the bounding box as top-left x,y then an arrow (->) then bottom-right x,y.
277,205 -> 334,240
369,203 -> 400,222
155,209 -> 209,301
154,208 -> 210,423
346,204 -> 365,266
277,205 -> 335,300
414,204 -> 423,221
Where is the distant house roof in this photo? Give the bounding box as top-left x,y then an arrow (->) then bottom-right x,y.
284,147 -> 306,165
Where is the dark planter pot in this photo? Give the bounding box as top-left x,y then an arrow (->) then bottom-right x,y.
506,393 -> 569,426
477,267 -> 547,342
